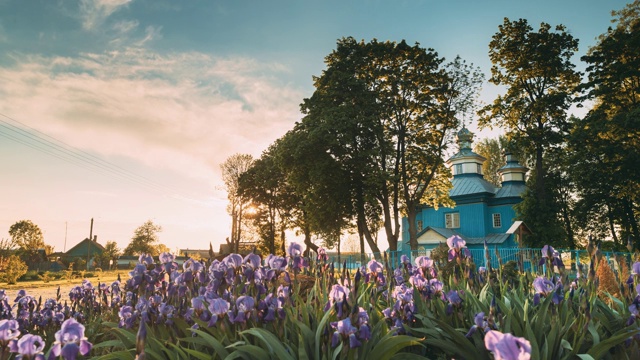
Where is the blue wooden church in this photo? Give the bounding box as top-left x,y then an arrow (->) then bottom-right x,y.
400,127 -> 530,255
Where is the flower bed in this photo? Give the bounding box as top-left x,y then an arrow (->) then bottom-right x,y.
1,238 -> 639,359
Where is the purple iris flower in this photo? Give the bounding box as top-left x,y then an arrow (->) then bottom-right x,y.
159,252 -> 175,264
223,254 -> 243,269
288,242 -> 303,258
465,312 -> 489,337
118,306 -> 134,328
229,296 -> 255,324
317,248 -> 328,262
14,290 -> 27,302
484,330 -> 532,360
633,262 -> 640,276
446,290 -> 462,306
138,253 -> 154,265
207,298 -> 230,326
331,318 -> 361,348
9,334 -> 45,360
415,256 -> 433,269
447,235 -> 466,249
244,253 -> 261,269
0,319 -> 20,346
49,318 -> 92,360
183,258 -> 204,273
325,284 -> 350,318
267,256 -> 287,272
367,260 -> 383,275
533,276 -> 555,306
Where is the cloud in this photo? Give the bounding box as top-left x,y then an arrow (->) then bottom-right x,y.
0,48 -> 303,187
79,0 -> 133,30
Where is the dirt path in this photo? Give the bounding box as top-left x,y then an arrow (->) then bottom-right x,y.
2,274 -> 122,303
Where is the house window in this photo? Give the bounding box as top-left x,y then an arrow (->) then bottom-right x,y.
493,213 -> 501,228
445,213 -> 460,229
454,164 -> 462,175
417,220 -> 423,232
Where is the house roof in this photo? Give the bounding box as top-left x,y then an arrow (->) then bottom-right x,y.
64,238 -> 106,256
417,226 -> 465,241
466,233 -> 510,245
416,226 -> 510,246
495,182 -> 527,198
507,221 -> 532,235
450,175 -> 497,198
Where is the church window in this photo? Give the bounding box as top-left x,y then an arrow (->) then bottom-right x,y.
417,220 -> 423,232
454,164 -> 462,175
493,213 -> 501,228
445,213 -> 460,229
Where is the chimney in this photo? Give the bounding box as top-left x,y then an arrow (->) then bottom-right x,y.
93,235 -> 97,242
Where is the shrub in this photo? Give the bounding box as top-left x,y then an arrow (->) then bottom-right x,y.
2,255 -> 28,284
38,271 -> 53,283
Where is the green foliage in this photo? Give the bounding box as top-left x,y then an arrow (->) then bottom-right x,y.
122,220 -> 162,256
38,271 -> 53,283
1,254 -> 28,284
516,173 -> 568,248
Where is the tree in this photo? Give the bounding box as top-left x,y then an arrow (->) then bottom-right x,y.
221,154 -> 254,253
8,220 -> 47,265
479,18 -> 580,247
1,255 -> 28,285
97,241 -> 121,269
123,220 -> 162,256
0,238 -> 15,271
473,137 -> 505,187
300,38 -> 479,252
576,1 -> 640,246
238,148 -> 298,256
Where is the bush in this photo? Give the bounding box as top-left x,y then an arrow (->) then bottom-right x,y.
1,255 -> 28,284
19,270 -> 39,282
38,271 -> 53,283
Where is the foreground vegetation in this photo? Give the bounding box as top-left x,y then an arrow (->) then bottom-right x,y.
1,238 -> 639,360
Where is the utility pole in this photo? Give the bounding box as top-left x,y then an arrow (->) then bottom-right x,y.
87,218 -> 93,271
64,222 -> 68,252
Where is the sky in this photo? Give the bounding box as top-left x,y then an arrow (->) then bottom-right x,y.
0,0 -> 631,255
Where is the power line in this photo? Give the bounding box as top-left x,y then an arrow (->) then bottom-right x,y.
0,112 -> 206,202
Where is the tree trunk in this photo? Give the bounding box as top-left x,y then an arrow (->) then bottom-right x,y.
359,225 -> 365,263
606,201 -> 619,245
302,223 -> 318,256
624,197 -> 640,247
407,201 -> 419,251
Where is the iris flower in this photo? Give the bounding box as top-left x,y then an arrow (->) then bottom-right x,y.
484,330 -> 531,360
49,318 -> 93,360
9,334 -> 45,360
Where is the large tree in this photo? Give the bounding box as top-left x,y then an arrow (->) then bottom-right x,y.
123,220 -> 162,256
479,18 -> 581,247
8,220 -> 47,264
473,137 -> 506,187
575,1 -> 640,246
220,154 -> 254,253
300,38 -> 479,252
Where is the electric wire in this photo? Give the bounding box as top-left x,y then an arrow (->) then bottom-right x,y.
0,112 -> 205,202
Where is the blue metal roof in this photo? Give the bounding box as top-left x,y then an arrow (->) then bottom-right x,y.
495,182 -> 526,198
466,233 -> 510,245
450,175 -> 497,198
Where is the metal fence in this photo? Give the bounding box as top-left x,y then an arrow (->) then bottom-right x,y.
326,247 -> 636,273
